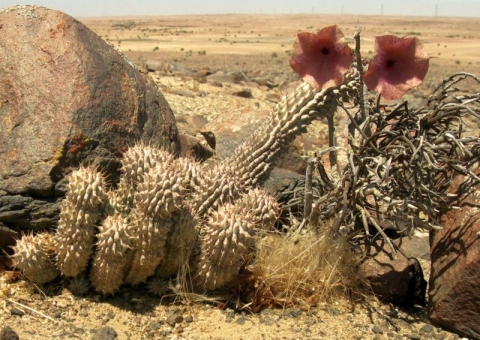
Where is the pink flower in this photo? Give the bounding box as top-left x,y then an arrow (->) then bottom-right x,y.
362,35 -> 430,100
289,25 -> 353,89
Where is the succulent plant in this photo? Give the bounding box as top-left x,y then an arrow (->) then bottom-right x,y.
156,207 -> 198,279
54,166 -> 107,277
11,233 -> 59,284
195,202 -> 258,291
10,70 -> 358,294
90,214 -> 132,295
109,144 -> 175,214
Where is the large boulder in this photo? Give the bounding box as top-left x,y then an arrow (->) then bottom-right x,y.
428,174 -> 480,339
0,6 -> 180,241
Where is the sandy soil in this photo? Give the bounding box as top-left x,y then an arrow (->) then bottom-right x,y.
2,13 -> 479,340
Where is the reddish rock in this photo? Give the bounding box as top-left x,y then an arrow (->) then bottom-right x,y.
428,173 -> 480,339
0,6 -> 180,238
358,238 -> 427,307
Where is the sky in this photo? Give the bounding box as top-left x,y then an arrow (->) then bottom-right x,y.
1,0 -> 479,17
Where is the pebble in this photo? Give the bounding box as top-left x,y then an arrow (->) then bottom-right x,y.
232,89 -> 253,99
185,315 -> 194,323
420,324 -> 435,333
90,326 -> 118,340
174,89 -> 196,97
9,307 -> 24,317
288,308 -> 302,318
146,321 -> 162,331
166,314 -> 184,327
372,325 -> 385,334
0,326 -> 19,340
236,315 -> 247,325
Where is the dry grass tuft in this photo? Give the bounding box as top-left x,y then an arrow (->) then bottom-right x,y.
244,227 -> 366,312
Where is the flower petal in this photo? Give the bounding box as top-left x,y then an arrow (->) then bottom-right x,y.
363,35 -> 430,100
290,25 -> 353,89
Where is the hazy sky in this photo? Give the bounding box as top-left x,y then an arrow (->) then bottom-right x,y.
1,0 -> 479,17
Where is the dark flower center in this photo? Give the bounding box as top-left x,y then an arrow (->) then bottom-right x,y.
321,47 -> 330,55
386,59 -> 395,68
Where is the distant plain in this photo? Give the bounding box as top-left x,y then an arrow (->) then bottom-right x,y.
80,14 -> 480,89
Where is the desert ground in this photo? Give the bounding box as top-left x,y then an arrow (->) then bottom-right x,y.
1,13 -> 479,340
81,14 -> 480,87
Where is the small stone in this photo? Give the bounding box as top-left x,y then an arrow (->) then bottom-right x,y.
0,326 -> 19,340
372,325 -> 385,334
232,89 -> 253,99
166,314 -> 183,327
326,307 -> 341,316
160,329 -> 171,337
9,307 -> 25,316
74,327 -> 85,334
404,334 -> 422,340
147,322 -> 162,331
224,308 -> 235,322
174,89 -> 195,98
420,324 -> 434,333
289,308 -> 302,318
185,315 -> 194,323
91,326 -> 118,340
236,316 -> 247,325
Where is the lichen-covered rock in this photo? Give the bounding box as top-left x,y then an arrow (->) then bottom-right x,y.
0,5 -> 180,236
11,233 -> 59,284
54,167 -> 106,277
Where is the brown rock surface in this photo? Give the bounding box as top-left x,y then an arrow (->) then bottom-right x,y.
0,6 -> 180,238
428,174 -> 480,339
358,238 -> 427,307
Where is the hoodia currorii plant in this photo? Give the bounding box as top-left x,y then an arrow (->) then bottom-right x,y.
10,71 -> 360,294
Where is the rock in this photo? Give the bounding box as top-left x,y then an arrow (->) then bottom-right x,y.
206,70 -> 249,85
265,92 -> 282,102
178,134 -> 214,161
232,89 -> 253,99
166,314 -> 183,327
358,238 -> 427,307
228,71 -> 250,84
0,223 -> 19,249
144,60 -> 165,73
428,172 -> 480,339
0,326 -> 19,340
240,81 -> 260,88
372,325 -> 385,334
206,71 -> 232,84
9,307 -> 25,317
91,326 -> 118,340
0,6 -> 180,237
174,89 -> 196,98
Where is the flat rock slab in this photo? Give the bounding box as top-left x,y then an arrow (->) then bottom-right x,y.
0,6 -> 180,238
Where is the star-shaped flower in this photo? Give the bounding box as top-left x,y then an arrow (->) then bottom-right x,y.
362,35 -> 430,100
289,25 -> 353,89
